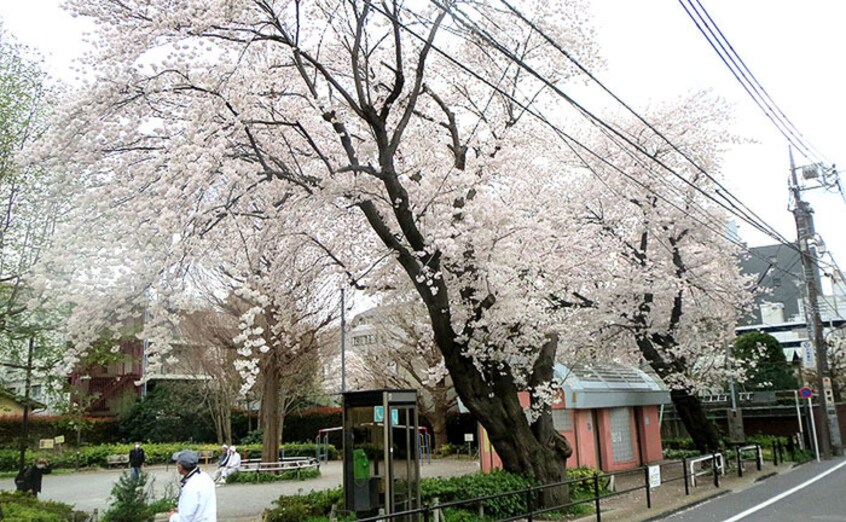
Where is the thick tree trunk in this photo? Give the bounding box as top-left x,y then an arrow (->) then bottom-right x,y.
636,335 -> 721,454
427,380 -> 452,451
260,353 -> 281,463
438,327 -> 570,507
430,403 -> 449,452
670,389 -> 721,453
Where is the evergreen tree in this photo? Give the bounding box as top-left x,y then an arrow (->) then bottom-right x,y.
734,332 -> 798,390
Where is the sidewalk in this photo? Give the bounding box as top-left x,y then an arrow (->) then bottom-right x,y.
571,458 -> 802,522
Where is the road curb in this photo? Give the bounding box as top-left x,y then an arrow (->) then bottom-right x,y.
754,472 -> 777,482
639,490 -> 732,521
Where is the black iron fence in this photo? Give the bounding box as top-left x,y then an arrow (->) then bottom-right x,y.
356,446 -> 764,522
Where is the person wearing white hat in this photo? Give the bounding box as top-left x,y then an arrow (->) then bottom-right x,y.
168,450 -> 217,522
211,445 -> 229,484
215,446 -> 241,486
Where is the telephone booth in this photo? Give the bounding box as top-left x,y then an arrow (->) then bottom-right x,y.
343,389 -> 421,519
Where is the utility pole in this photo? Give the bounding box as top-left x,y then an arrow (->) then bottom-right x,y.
790,147 -> 841,458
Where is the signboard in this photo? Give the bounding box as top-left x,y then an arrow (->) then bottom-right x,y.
54,435 -> 65,445
648,465 -> 661,489
464,433 -> 475,443
39,439 -> 54,450
373,406 -> 399,425
802,341 -> 816,369
799,386 -> 813,399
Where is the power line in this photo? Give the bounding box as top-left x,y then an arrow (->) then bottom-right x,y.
678,0 -> 831,166
428,0 -> 838,275
365,1 -> 838,297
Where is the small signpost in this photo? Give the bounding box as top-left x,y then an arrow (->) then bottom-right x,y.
799,387 -> 820,462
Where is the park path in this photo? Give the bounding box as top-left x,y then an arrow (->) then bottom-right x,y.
0,458 -> 478,520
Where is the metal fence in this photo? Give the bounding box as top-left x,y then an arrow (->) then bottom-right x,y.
355,446 -> 764,522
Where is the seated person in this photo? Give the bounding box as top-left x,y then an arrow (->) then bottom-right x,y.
211,444 -> 230,484
216,445 -> 241,485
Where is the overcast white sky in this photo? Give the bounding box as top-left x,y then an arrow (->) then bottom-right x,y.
1,0 -> 844,276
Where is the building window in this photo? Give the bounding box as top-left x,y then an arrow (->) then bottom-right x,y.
552,409 -> 573,431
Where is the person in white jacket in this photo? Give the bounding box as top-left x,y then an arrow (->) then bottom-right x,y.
216,446 -> 241,485
169,450 -> 217,522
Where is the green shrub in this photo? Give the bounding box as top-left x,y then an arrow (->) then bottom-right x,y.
0,441 -> 336,472
265,469 -> 604,521
226,468 -> 321,483
264,487 -> 344,522
100,472 -> 154,522
240,429 -> 263,445
0,491 -> 87,522
663,438 -> 696,451
420,471 -> 536,519
439,442 -> 459,456
99,471 -> 176,522
566,466 -> 610,501
663,448 -> 702,460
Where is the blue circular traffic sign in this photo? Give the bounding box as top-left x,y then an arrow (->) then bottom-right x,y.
799,386 -> 813,398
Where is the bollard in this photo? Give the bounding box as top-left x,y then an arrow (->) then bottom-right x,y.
736,447 -> 743,477
756,446 -> 762,471
594,474 -> 602,522
682,457 -> 690,495
644,466 -> 652,509
712,454 -> 720,488
772,441 -> 778,466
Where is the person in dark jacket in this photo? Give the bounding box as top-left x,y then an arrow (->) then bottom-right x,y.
16,458 -> 51,497
129,443 -> 146,480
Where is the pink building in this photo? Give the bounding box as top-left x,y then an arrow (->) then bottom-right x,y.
480,363 -> 670,473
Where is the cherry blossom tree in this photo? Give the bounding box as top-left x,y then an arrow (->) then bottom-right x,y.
32,1 -> 603,494
31,0 -> 753,498
558,93 -> 754,452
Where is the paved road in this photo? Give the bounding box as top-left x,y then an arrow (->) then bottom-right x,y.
665,457 -> 846,522
0,458 -> 478,520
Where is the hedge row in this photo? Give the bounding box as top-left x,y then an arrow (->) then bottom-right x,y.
0,491 -> 87,522
227,468 -> 321,484
0,442 -> 337,472
0,415 -> 121,446
263,468 -> 609,522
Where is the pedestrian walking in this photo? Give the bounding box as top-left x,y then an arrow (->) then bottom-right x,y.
15,458 -> 52,497
168,450 -> 217,522
129,443 -> 146,480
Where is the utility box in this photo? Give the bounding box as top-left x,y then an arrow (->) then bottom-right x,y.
343,389 -> 421,520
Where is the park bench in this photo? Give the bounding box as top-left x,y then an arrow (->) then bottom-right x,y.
106,454 -> 130,467
238,456 -> 320,474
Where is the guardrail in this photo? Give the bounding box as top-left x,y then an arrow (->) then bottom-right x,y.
687,452 -> 725,488
735,445 -> 763,477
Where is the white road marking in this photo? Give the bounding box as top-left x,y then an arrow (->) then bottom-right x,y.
723,459 -> 846,522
